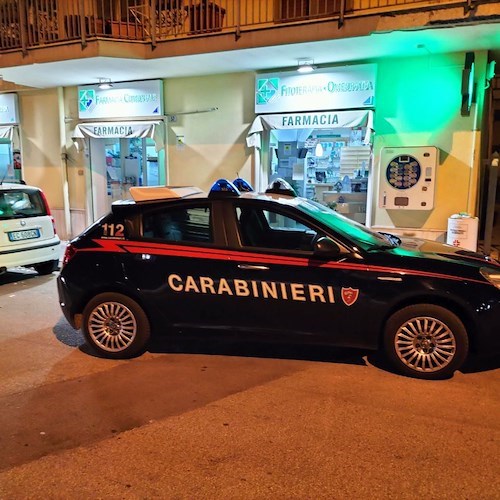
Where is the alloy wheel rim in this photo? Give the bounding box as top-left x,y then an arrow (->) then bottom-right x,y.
394,316 -> 456,372
88,302 -> 137,352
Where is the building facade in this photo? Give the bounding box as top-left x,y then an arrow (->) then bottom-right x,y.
0,0 -> 499,248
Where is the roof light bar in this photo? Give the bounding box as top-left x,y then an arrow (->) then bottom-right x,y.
265,178 -> 297,197
233,178 -> 254,192
208,179 -> 241,198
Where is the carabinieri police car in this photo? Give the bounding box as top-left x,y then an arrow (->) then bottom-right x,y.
57,178 -> 500,380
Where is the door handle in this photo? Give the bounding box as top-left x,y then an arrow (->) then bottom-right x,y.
238,264 -> 269,271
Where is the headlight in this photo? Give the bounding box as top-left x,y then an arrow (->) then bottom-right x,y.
480,267 -> 500,289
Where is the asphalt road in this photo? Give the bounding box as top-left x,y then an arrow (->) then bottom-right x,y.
0,268 -> 499,499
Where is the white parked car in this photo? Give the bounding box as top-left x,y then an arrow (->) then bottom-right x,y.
0,181 -> 60,275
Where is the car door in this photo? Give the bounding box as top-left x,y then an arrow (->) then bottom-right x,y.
223,199 -> 374,348
124,200 -> 238,331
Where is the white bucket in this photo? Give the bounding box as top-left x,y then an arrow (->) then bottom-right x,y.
446,214 -> 479,251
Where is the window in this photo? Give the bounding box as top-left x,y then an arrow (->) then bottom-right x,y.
236,205 -> 320,251
142,205 -> 212,243
0,189 -> 46,219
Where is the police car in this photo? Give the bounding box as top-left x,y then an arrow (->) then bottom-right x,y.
57,178 -> 500,380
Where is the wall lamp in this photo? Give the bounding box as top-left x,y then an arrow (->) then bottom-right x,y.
461,52 -> 475,116
98,78 -> 113,89
297,58 -> 316,73
485,60 -> 496,89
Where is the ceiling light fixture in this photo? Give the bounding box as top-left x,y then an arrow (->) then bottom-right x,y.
297,58 -> 315,73
98,78 -> 113,89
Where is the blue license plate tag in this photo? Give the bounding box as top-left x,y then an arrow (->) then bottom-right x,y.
8,228 -> 41,242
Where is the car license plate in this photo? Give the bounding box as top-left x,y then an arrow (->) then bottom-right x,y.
8,229 -> 41,241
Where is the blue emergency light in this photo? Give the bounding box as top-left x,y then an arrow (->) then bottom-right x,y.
208,179 -> 241,197
233,178 -> 254,192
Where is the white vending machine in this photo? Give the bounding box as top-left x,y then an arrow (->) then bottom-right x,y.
379,146 -> 438,210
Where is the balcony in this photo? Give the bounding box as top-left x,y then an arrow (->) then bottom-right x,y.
1,0 -> 498,55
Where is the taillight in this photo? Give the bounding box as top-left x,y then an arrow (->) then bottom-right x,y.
50,216 -> 57,234
62,243 -> 77,267
39,189 -> 57,234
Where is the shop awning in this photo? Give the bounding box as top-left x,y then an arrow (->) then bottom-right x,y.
0,125 -> 20,149
72,120 -> 165,151
246,110 -> 373,148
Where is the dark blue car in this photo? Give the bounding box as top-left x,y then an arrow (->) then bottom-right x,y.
57,179 -> 500,380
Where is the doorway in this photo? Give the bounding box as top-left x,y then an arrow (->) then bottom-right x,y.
89,136 -> 160,219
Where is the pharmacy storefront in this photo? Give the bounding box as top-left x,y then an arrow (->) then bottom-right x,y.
73,80 -> 166,220
248,64 -> 375,224
0,93 -> 21,182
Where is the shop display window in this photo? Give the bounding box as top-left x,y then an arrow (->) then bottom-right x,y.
0,142 -> 21,182
269,126 -> 372,224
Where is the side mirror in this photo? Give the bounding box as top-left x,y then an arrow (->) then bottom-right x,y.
314,236 -> 341,257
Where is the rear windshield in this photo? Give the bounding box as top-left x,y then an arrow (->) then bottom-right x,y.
0,189 -> 47,220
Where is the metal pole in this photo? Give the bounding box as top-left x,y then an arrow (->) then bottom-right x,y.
483,151 -> 499,255
19,0 -> 28,55
79,0 -> 87,47
151,0 -> 157,47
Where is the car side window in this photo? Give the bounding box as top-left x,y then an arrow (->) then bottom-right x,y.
142,205 -> 213,243
236,206 -> 319,251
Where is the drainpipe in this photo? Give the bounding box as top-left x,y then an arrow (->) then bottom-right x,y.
483,151 -> 499,255
57,87 -> 72,240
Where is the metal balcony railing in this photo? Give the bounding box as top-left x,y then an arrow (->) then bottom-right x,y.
0,0 -> 492,51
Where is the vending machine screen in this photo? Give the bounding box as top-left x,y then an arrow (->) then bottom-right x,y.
386,155 -> 421,190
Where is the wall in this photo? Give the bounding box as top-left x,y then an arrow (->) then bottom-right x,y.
165,72 -> 255,191
372,51 -> 488,235
18,53 -> 489,241
18,89 -> 68,236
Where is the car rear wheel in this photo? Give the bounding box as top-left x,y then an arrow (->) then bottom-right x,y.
34,259 -> 59,275
383,304 -> 469,380
82,293 -> 151,359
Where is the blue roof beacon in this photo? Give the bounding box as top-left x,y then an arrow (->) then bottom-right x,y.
233,178 -> 254,192
208,179 -> 241,197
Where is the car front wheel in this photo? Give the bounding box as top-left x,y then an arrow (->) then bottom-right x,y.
383,304 -> 469,380
82,293 -> 151,359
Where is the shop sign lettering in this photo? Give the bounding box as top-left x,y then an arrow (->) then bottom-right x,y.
92,125 -> 134,136
96,93 -> 158,105
281,114 -> 339,127
280,81 -> 374,97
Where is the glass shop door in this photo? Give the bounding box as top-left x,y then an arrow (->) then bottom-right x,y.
89,137 -> 159,220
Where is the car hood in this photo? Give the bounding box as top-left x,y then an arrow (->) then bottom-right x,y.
392,236 -> 499,268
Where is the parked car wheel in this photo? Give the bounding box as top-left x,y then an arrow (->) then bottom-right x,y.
82,293 -> 151,358
383,304 -> 469,380
33,259 -> 59,275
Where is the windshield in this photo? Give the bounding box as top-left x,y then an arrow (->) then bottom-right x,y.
294,198 -> 392,250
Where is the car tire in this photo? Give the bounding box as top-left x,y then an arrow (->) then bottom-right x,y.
383,304 -> 469,380
82,292 -> 151,359
34,259 -> 59,275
